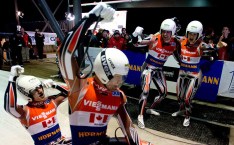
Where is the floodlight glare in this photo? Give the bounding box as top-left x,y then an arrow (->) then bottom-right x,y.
16,11 -> 24,18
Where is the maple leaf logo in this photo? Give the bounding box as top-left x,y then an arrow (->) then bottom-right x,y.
47,120 -> 52,124
96,115 -> 102,120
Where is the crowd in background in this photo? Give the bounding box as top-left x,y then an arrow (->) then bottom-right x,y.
83,25 -> 234,62
0,26 -> 45,69
1,22 -> 234,70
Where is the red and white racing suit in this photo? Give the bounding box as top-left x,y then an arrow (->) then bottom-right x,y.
139,34 -> 180,114
177,38 -> 203,117
57,14 -> 153,145
4,80 -> 66,145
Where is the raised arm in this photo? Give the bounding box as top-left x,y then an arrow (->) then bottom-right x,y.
57,3 -> 115,109
4,65 -> 25,118
42,79 -> 69,106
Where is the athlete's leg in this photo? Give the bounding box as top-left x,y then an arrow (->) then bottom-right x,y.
149,69 -> 167,108
146,69 -> 167,116
172,72 -> 186,117
138,67 -> 154,128
182,71 -> 202,126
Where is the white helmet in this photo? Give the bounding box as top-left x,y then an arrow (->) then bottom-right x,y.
93,48 -> 129,84
160,19 -> 177,36
186,20 -> 203,40
16,75 -> 42,104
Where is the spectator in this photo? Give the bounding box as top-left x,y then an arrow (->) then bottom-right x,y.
108,30 -> 125,50
2,37 -> 12,65
21,27 -> 32,62
203,27 -> 217,48
98,29 -> 109,48
35,29 -> 45,60
123,33 -> 132,49
121,27 -> 127,38
216,26 -> 231,60
10,30 -> 24,66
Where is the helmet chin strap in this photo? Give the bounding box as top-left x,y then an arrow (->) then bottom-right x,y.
100,49 -> 114,83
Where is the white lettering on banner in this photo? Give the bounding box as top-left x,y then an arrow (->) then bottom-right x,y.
32,108 -> 56,120
84,99 -> 118,111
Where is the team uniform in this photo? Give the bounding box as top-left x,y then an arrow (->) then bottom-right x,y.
22,99 -> 61,145
69,78 -> 125,144
4,80 -> 63,145
172,20 -> 205,127
176,38 -> 203,118
139,34 -> 179,115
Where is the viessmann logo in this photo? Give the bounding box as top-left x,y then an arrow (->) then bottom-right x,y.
32,108 -> 56,120
84,99 -> 118,111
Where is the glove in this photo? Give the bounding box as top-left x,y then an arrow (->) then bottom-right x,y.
88,2 -> 115,22
42,79 -> 57,88
132,26 -> 144,37
9,65 -> 24,81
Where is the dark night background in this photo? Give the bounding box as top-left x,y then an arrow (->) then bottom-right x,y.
0,0 -> 233,36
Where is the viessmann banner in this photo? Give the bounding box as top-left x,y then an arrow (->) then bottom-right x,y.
84,47 -> 234,102
194,60 -> 224,102
123,50 -> 146,86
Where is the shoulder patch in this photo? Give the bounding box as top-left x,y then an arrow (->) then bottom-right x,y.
112,91 -> 121,96
171,42 -> 176,46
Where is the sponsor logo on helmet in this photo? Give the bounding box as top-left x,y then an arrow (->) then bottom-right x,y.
190,26 -> 197,30
108,58 -> 115,69
17,86 -> 30,97
163,24 -> 170,28
101,50 -> 113,80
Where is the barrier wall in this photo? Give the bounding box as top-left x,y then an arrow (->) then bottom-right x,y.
85,47 -> 234,102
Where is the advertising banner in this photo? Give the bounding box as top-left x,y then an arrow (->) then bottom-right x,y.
26,31 -> 57,45
194,60 -> 224,102
218,61 -> 234,98
123,50 -> 146,86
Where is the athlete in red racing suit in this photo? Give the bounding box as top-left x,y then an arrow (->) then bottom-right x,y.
134,19 -> 181,129
4,65 -> 70,145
